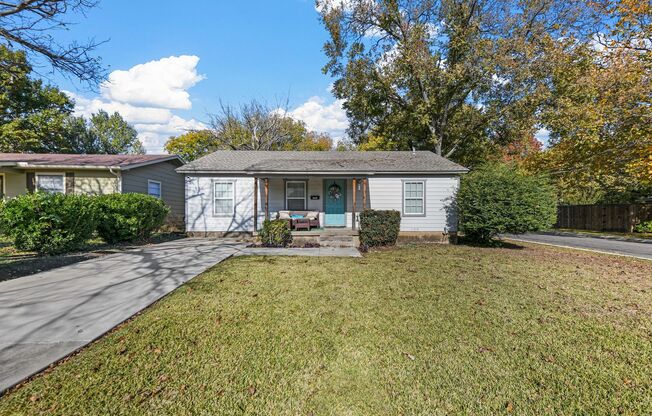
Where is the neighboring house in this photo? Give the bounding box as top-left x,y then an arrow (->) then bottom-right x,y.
0,153 -> 185,227
177,151 -> 468,241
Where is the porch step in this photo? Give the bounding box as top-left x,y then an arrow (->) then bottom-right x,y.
319,234 -> 359,248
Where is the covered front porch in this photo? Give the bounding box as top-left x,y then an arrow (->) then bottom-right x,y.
251,176 -> 370,232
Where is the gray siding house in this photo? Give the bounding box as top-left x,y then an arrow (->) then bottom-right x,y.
0,153 -> 185,227
177,151 -> 468,241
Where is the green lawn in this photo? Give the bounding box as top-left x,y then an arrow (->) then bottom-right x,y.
2,244 -> 652,415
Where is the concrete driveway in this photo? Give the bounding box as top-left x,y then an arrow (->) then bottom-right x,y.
0,238 -> 247,394
504,233 -> 651,260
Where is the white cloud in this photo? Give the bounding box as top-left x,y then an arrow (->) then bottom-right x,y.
285,96 -> 349,141
67,93 -> 172,125
315,0 -> 355,14
66,55 -> 206,153
101,55 -> 204,110
535,128 -> 550,147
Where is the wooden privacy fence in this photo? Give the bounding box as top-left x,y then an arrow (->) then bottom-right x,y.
556,204 -> 652,232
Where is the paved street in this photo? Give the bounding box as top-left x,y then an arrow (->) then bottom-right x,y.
504,233 -> 651,260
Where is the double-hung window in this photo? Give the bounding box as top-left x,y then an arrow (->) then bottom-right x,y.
36,174 -> 65,194
286,181 -> 306,210
214,181 -> 234,216
403,181 -> 425,216
148,180 -> 162,199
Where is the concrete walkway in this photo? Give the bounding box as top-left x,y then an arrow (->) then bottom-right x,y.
503,233 -> 651,260
0,239 -> 248,394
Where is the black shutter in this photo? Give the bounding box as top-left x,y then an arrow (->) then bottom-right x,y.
65,172 -> 75,194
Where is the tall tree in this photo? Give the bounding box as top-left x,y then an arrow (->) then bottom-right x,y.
165,102 -> 333,161
276,117 -> 333,151
74,111 -> 145,154
207,100 -> 297,151
0,0 -> 104,83
525,1 -> 651,203
164,130 -> 216,161
317,0 -> 598,161
0,45 -> 75,152
0,46 -> 142,154
206,100 -> 332,152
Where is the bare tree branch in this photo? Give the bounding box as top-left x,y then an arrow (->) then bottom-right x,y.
207,99 -> 295,151
0,0 -> 105,85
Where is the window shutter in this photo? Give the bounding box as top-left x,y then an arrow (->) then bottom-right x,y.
26,172 -> 35,193
65,172 -> 75,194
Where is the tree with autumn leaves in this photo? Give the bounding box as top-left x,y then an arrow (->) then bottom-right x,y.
526,0 -> 651,203
318,0 -> 651,203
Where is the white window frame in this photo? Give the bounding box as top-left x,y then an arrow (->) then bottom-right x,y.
213,180 -> 235,216
36,172 -> 66,194
147,180 -> 162,199
402,180 -> 426,216
285,180 -> 307,210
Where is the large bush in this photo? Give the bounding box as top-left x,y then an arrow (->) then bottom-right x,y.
0,193 -> 98,254
259,219 -> 292,247
359,209 -> 401,247
457,164 -> 557,243
96,193 -> 169,243
634,220 -> 652,233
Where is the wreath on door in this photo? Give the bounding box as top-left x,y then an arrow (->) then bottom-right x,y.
328,183 -> 342,200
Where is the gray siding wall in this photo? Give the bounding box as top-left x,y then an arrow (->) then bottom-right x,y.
121,161 -> 185,226
185,174 -> 460,233
367,176 -> 459,232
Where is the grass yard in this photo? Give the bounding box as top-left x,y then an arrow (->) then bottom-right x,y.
2,243 -> 652,415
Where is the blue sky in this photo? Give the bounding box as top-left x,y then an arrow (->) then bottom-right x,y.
50,0 -> 347,152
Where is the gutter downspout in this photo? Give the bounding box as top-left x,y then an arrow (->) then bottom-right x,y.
109,167 -> 122,193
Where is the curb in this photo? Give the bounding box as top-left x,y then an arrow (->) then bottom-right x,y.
538,231 -> 652,245
504,237 -> 651,262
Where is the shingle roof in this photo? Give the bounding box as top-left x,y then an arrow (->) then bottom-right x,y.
177,151 -> 467,174
0,153 -> 181,169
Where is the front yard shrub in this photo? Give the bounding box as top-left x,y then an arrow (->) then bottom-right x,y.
259,219 -> 292,247
456,164 -> 557,243
359,209 -> 401,247
0,193 -> 98,254
634,220 -> 652,233
96,193 -> 169,243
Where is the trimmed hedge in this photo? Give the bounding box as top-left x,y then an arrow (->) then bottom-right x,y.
359,209 -> 401,247
0,192 -> 98,254
457,164 -> 557,243
96,193 -> 169,244
259,219 -> 292,247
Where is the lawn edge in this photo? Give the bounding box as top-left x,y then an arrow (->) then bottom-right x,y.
503,237 -> 651,262
0,252 -> 236,398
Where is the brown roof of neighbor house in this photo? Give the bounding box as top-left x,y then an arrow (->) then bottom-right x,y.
0,153 -> 182,170
177,150 -> 468,174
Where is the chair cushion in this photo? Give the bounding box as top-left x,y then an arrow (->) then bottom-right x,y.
278,211 -> 291,219
306,211 -> 319,220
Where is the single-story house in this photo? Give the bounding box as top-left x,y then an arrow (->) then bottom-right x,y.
0,153 -> 185,227
177,151 -> 468,242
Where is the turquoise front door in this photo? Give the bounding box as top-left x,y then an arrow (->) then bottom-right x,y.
324,179 -> 346,227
